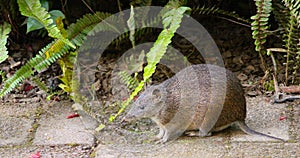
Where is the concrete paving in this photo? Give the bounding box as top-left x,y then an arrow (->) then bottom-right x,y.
94,97 -> 298,157
0,96 -> 299,157
0,100 -> 96,157
0,102 -> 38,147
33,103 -> 96,146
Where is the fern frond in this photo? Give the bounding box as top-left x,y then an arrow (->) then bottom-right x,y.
118,71 -> 139,90
0,39 -> 63,97
80,9 -> 162,50
0,42 -> 71,98
0,11 -> 112,98
35,40 -> 71,72
31,76 -> 48,92
0,22 -> 11,64
292,49 -> 300,76
282,0 -> 300,23
68,12 -> 113,39
192,5 -> 251,25
17,0 -> 75,48
0,57 -> 35,97
69,12 -> 115,51
110,6 -> 191,122
251,0 -> 273,54
0,70 -> 6,82
284,19 -> 299,81
273,2 -> 290,36
283,16 -> 299,54
112,15 -> 161,46
279,0 -> 300,82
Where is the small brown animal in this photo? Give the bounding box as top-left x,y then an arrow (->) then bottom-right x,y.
124,64 -> 284,143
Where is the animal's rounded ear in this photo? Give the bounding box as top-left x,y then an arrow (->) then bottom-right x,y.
152,88 -> 161,99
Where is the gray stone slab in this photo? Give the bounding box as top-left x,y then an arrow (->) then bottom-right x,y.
95,142 -> 300,158
231,96 -> 289,141
33,101 -> 96,146
95,138 -> 299,158
95,137 -> 228,158
0,117 -> 34,146
0,103 -> 38,147
0,145 -> 91,158
291,102 -> 300,141
228,142 -> 300,157
0,102 -> 39,117
94,96 -> 297,157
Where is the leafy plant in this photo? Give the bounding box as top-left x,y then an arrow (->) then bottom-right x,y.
3,0 -> 298,123
117,51 -> 145,92
58,51 -> 77,94
0,22 -> 11,83
1,0 -> 252,121
24,0 -> 65,34
109,3 -> 191,122
0,0 -> 113,98
0,0 -> 160,100
0,22 -> 11,64
251,0 -> 300,83
250,0 -> 272,70
17,0 -> 74,48
279,0 -> 300,82
192,5 -> 251,25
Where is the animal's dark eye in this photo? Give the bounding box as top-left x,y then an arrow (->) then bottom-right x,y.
139,106 -> 145,110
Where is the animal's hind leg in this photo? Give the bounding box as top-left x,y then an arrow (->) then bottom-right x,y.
185,129 -> 212,137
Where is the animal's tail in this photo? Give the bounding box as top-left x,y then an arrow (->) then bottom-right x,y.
236,121 -> 285,141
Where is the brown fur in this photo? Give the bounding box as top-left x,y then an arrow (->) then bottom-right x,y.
124,64 -> 283,143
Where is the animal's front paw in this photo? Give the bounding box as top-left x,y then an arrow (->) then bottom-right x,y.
154,133 -> 170,144
155,137 -> 168,144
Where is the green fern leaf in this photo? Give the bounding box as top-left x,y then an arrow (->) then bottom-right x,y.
0,70 -> 6,82
0,22 -> 11,64
31,76 -> 48,92
251,0 -> 273,54
0,11 -> 112,98
192,5 -> 251,25
17,0 -> 75,48
110,6 -> 191,122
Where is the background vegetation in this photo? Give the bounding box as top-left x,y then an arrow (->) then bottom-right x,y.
0,0 -> 299,114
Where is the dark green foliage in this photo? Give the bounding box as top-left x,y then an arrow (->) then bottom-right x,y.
25,0 -> 65,34
251,0 -> 272,54
0,22 -> 11,64
0,70 -> 6,83
118,71 -> 139,91
0,11 -> 113,98
192,5 -> 251,25
109,5 -> 191,122
279,0 -> 300,81
31,76 -> 48,92
17,0 -> 74,48
252,0 -> 300,83
1,0 -> 299,100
